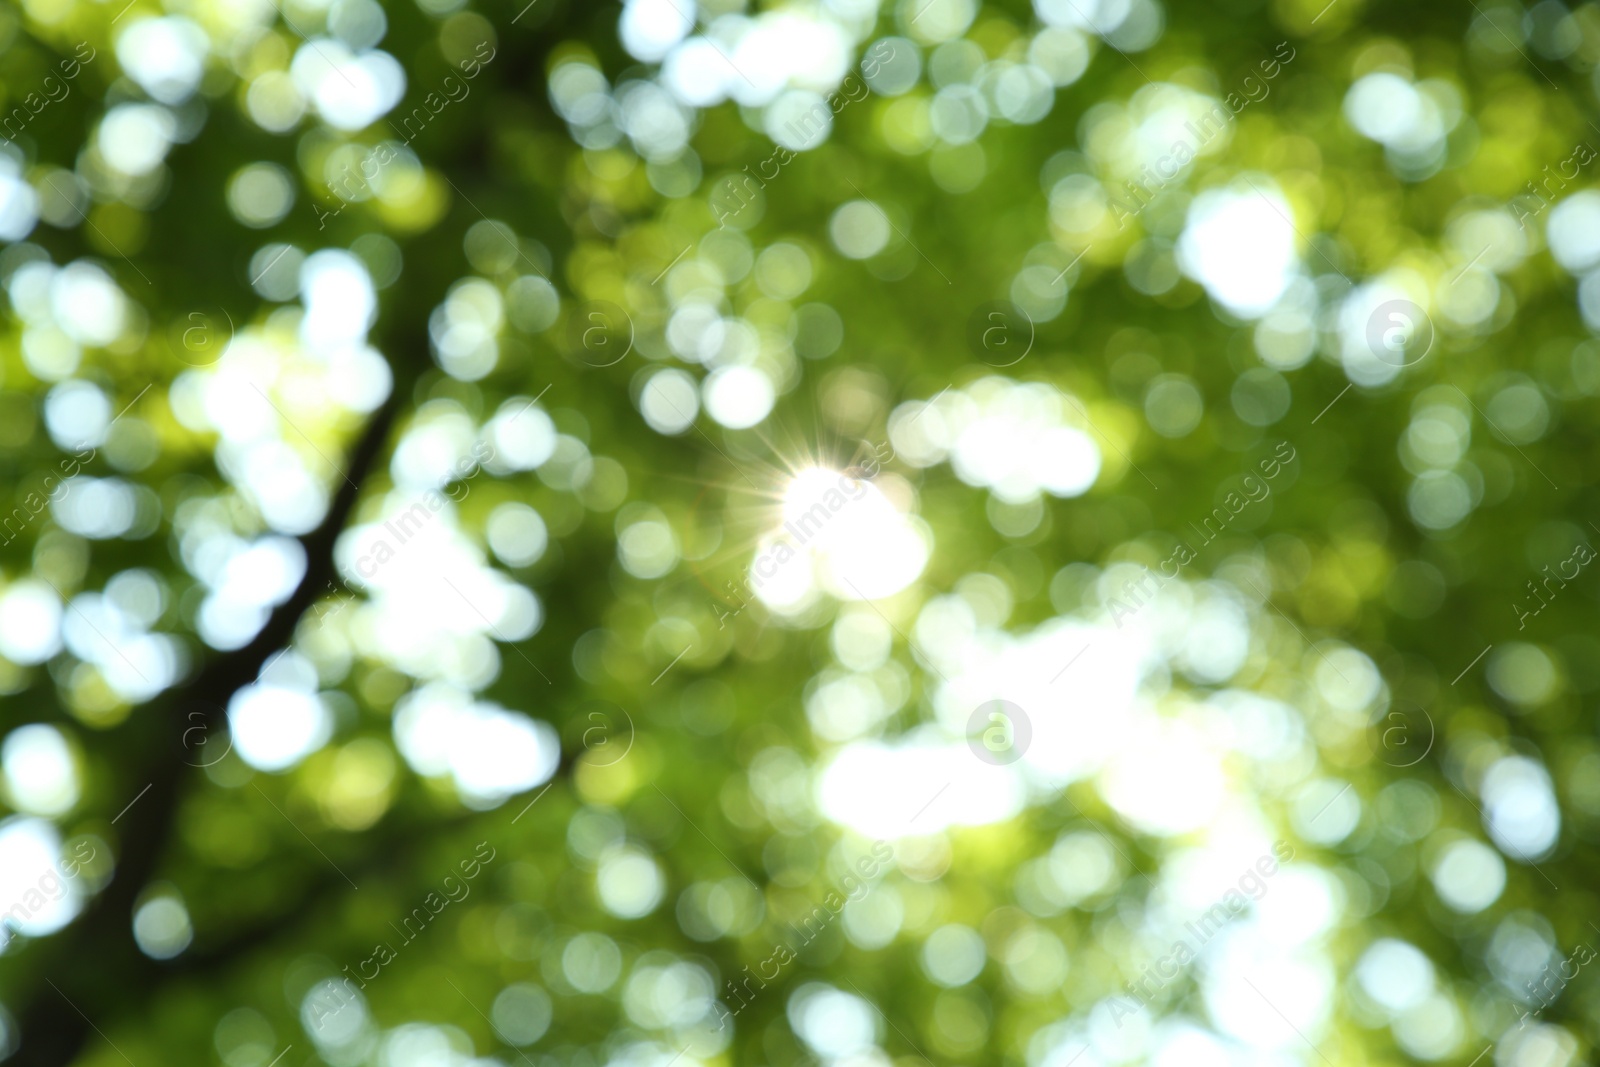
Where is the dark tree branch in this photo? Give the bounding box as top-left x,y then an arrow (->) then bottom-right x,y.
8,381 -> 404,1067
5,12 -> 591,1064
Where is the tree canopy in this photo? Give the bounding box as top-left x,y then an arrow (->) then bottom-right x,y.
0,0 -> 1598,1066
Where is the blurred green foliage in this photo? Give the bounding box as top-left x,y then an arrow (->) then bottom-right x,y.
1,0 -> 1600,1066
